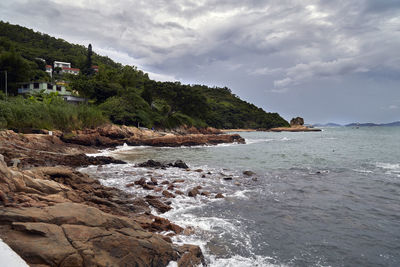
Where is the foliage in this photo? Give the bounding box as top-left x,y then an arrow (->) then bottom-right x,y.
0,95 -> 107,131
0,20 -> 289,130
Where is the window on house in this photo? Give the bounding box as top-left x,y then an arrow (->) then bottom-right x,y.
56,86 -> 61,91
34,83 -> 39,89
47,83 -> 53,89
23,84 -> 29,89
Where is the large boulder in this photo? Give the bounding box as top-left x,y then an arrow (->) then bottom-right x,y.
290,117 -> 304,126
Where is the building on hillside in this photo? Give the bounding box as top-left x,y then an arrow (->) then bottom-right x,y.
53,61 -> 80,75
17,82 -> 86,104
91,65 -> 99,72
60,67 -> 80,75
54,61 -> 71,69
45,65 -> 52,77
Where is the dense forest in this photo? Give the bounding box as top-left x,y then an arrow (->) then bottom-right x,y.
0,21 -> 289,130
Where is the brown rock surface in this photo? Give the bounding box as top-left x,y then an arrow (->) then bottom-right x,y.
0,154 -> 204,266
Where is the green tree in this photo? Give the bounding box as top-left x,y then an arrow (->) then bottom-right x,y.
0,50 -> 31,95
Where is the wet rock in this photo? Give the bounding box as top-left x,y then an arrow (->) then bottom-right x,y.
167,184 -> 175,190
161,180 -> 170,185
194,169 -> 203,172
201,174 -> 206,178
252,177 -> 258,181
183,226 -> 195,235
151,217 -> 183,234
215,193 -> 225,199
143,184 -> 155,190
223,177 -> 233,181
154,187 -> 163,192
125,183 -> 135,188
162,190 -> 176,198
173,160 -> 189,169
145,198 -> 172,213
151,177 -> 158,185
188,188 -> 200,197
138,160 -> 163,168
173,179 -> 185,183
201,191 -> 210,197
234,182 -> 241,186
177,244 -> 206,267
175,190 -> 184,195
243,170 -> 256,176
134,177 -> 146,186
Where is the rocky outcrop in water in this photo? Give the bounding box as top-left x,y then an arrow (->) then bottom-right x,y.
0,156 -> 205,266
59,124 -> 245,147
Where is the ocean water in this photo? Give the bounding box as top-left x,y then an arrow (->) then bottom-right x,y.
81,127 -> 400,267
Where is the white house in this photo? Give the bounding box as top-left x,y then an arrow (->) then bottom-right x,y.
53,61 -> 71,69
17,82 -> 86,104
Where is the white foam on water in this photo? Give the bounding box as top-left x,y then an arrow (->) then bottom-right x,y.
280,137 -> 291,141
376,162 -> 400,170
166,261 -> 178,267
208,254 -> 285,267
375,162 -> 400,175
353,169 -> 373,174
80,162 -> 280,266
245,138 -> 274,145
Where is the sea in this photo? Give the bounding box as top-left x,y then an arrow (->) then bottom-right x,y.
81,127 -> 400,267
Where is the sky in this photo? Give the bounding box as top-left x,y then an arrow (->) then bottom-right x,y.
1,0 -> 400,124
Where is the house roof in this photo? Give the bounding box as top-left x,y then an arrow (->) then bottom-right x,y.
62,67 -> 80,71
45,65 -> 52,68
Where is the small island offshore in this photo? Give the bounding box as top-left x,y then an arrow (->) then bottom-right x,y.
0,21 -> 318,266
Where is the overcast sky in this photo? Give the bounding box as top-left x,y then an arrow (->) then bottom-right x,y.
1,0 -> 400,124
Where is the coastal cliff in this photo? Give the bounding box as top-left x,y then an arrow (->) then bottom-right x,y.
0,125 -> 244,266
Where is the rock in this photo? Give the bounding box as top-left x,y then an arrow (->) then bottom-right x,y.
162,190 -> 176,198
243,170 -> 256,176
234,182 -> 241,186
151,217 -> 183,234
223,177 -> 233,181
161,181 -> 170,185
151,177 -> 158,185
194,169 -> 203,172
145,198 -> 172,213
154,187 -> 163,192
125,183 -> 135,187
173,179 -> 185,183
143,184 -> 155,190
201,191 -> 210,197
175,190 -> 184,195
183,226 -> 195,235
138,160 -> 164,168
290,117 -> 304,126
252,177 -> 258,181
177,244 -> 206,267
167,184 -> 175,190
173,160 -> 189,169
188,188 -> 200,197
134,177 -> 146,185
215,193 -> 225,199
201,174 -> 206,178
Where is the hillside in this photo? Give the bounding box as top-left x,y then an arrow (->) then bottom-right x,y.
0,21 -> 289,130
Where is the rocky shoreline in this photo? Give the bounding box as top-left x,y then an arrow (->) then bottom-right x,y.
0,125 -> 245,266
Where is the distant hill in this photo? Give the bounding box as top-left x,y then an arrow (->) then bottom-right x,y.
346,121 -> 400,127
313,123 -> 343,127
0,21 -> 289,129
